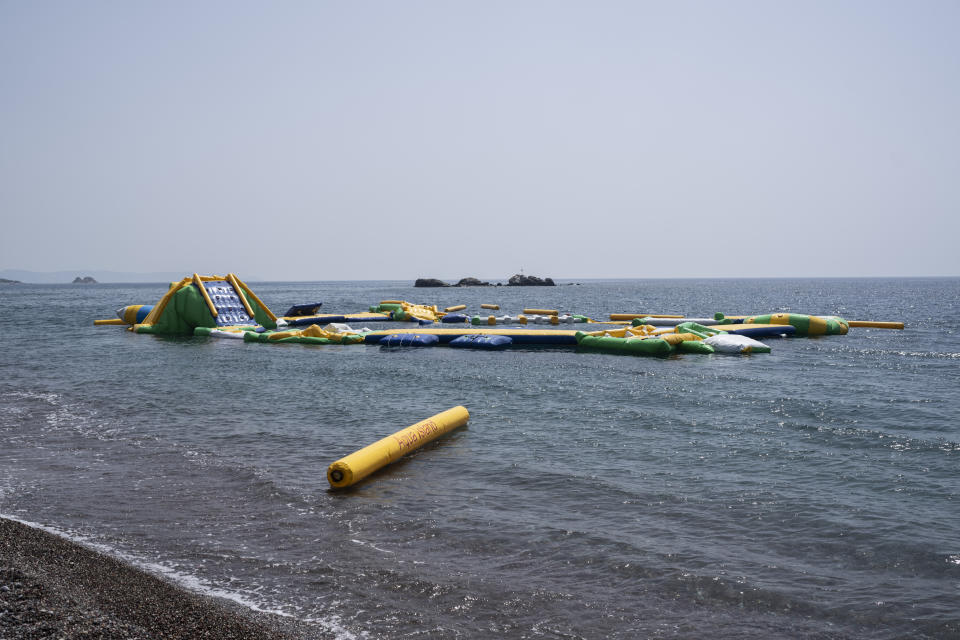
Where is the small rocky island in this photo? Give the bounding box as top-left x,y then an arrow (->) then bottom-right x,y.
0,278 -> 21,284
414,278 -> 452,288
414,274 -> 555,287
507,274 -> 555,287
455,277 -> 493,287
72,276 -> 98,284
414,277 -> 495,288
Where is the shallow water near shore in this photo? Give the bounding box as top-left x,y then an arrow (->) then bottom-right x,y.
1,277 -> 958,638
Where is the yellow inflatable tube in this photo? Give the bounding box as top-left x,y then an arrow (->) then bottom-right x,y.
609,313 -> 684,321
523,308 -> 558,316
193,273 -> 219,318
848,321 -> 905,330
327,406 -> 469,489
583,325 -> 658,339
226,273 -> 256,318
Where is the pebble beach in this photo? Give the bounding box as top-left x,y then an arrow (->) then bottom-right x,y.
0,517 -> 311,639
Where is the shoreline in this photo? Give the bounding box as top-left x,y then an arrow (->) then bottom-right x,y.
0,516 -> 317,639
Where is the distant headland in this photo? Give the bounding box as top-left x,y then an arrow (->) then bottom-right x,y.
415,274 -> 556,287
0,269 -> 189,284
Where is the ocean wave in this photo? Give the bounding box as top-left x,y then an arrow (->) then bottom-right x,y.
2,388 -> 129,443
807,344 -> 960,360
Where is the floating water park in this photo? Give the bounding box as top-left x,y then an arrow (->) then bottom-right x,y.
93,274 -> 907,487
94,273 -> 905,357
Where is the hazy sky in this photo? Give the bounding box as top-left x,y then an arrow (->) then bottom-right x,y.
2,1 -> 958,280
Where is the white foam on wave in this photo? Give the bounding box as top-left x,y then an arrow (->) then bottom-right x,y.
0,514 -> 365,640
810,344 -> 960,360
5,389 -> 130,444
6,390 -> 61,404
351,538 -> 395,554
0,473 -> 17,502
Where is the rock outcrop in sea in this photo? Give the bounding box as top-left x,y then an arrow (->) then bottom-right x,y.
507,274 -> 555,286
414,278 -> 449,288
414,277 -> 497,287
72,276 -> 98,284
415,276 -> 553,287
455,278 -> 493,287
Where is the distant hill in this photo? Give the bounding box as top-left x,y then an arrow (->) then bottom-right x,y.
0,269 -> 194,284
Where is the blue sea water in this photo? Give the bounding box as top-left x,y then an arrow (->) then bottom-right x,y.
1,277 -> 958,639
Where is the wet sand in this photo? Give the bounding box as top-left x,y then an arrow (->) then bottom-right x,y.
0,517 -> 318,639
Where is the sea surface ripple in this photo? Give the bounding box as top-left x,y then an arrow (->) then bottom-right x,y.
1,277 -> 958,639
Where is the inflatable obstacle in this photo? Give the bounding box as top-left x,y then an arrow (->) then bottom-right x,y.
716,313 -> 901,331
582,325 -> 657,338
575,324 -> 771,357
390,302 -> 442,323
744,313 -> 848,336
365,301 -> 442,322
576,333 -> 676,357
127,273 -> 277,335
94,304 -> 154,326
118,304 -> 153,324
673,322 -> 727,339
243,324 -> 366,345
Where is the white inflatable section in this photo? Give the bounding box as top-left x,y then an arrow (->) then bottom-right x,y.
209,329 -> 245,339
642,317 -> 719,327
704,334 -> 771,354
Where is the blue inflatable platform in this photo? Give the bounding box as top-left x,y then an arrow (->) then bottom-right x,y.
449,335 -> 513,350
719,324 -> 797,338
378,334 -> 440,347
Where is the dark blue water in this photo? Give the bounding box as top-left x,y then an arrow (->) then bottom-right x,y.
1,278 -> 958,638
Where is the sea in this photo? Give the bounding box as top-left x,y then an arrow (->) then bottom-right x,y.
1,277 -> 958,639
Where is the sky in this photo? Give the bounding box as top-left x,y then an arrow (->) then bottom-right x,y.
1,1 -> 958,281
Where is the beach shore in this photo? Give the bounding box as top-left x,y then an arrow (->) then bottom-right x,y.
0,516 -> 316,639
